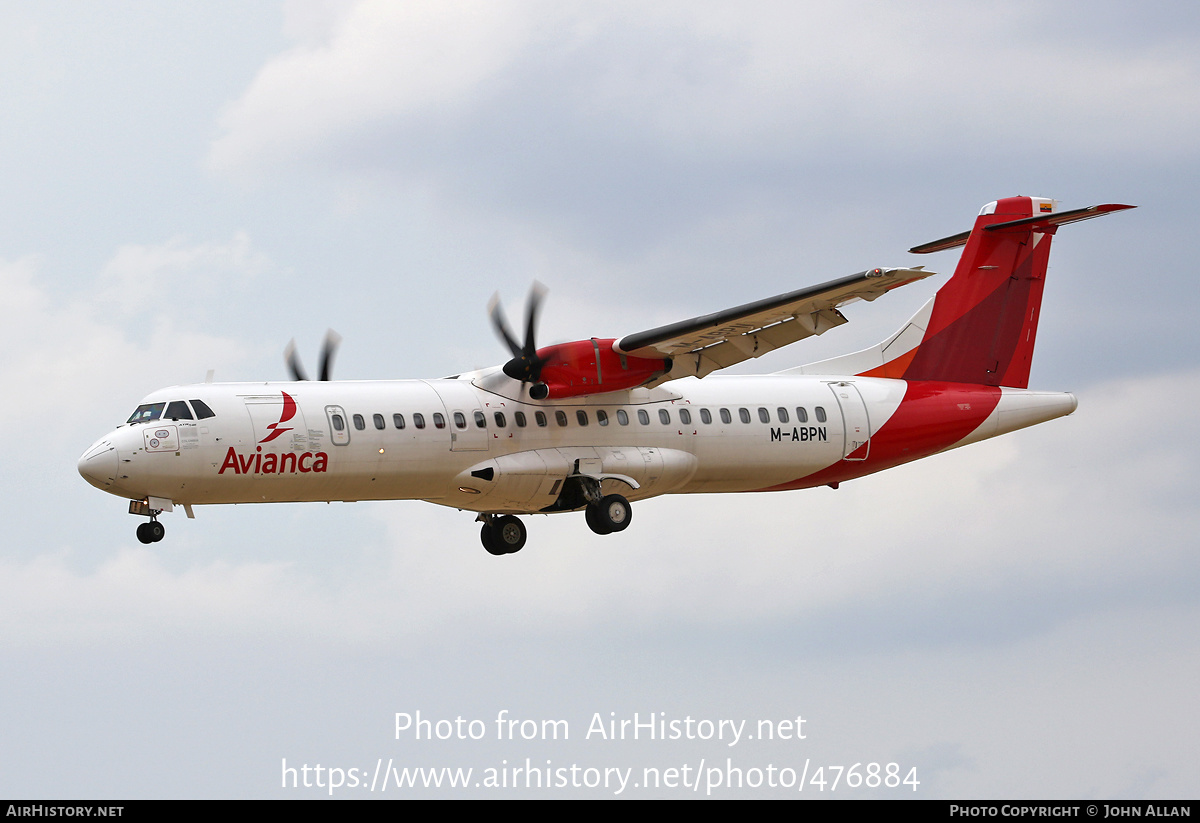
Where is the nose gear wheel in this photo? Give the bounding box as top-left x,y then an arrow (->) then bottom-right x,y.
136,520 -> 165,544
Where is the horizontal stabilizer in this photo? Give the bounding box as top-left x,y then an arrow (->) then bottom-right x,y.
910,203 -> 1135,254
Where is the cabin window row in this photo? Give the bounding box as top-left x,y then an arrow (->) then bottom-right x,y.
329,405 -> 827,433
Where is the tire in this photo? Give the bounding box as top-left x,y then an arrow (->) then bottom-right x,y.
147,521 -> 165,543
481,523 -> 506,556
493,515 -> 527,554
592,495 -> 632,534
136,523 -> 154,544
585,504 -> 613,535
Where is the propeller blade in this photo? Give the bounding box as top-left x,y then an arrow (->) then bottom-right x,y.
491,283 -> 551,384
318,329 -> 342,382
522,281 -> 547,355
488,294 -> 524,359
284,339 -> 309,381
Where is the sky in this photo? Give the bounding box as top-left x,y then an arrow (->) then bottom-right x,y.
1,0 -> 1197,799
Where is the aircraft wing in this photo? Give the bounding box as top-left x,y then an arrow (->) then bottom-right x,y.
615,267 -> 934,382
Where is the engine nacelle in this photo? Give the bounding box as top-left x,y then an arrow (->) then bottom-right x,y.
533,338 -> 669,399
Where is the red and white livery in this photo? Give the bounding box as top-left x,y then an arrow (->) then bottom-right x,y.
78,197 -> 1133,554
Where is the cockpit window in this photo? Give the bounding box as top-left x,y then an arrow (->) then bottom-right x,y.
164,400 -> 193,420
190,399 -> 216,420
127,403 -> 165,424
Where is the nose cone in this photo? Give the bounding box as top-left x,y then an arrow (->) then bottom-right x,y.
78,438 -> 119,491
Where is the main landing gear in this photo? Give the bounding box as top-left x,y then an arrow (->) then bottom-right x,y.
584,494 -> 632,536
477,493 -> 633,556
479,514 -> 527,556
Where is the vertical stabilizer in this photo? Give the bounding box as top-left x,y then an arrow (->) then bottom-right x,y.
795,198 -> 1133,388
900,196 -> 1058,388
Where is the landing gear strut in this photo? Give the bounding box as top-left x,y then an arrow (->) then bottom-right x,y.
479,514 -> 526,555
585,494 -> 632,536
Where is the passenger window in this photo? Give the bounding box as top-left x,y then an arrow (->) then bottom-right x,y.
353,414 -> 365,431
700,408 -> 712,424
515,411 -> 527,428
617,409 -> 629,426
535,411 -> 547,427
637,409 -> 650,425
373,413 -> 385,430
475,411 -> 487,429
576,410 -> 588,426
815,406 -> 827,423
433,413 -> 446,429
555,410 -> 568,427
165,400 -> 193,421
658,409 -> 670,424
720,408 -> 731,424
414,413 -> 426,429
332,414 -> 345,431
777,407 -> 789,423
796,407 -> 808,423
679,408 -> 691,425
393,413 -> 405,429
758,407 -> 770,424
189,399 -> 216,420
739,408 -> 751,424
454,412 -> 467,429
494,412 -> 507,427
597,410 -> 609,426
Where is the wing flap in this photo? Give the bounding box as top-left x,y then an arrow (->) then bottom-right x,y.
616,267 -> 934,381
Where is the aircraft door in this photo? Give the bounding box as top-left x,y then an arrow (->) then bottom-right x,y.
325,405 -> 350,446
429,381 -> 488,451
828,381 -> 871,460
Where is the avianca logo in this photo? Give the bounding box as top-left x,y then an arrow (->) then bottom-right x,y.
218,446 -> 329,475
259,391 -> 297,443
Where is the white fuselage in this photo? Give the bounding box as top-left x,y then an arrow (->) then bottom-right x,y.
77,369 -> 1076,516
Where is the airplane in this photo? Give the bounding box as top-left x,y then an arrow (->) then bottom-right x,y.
78,196 -> 1133,555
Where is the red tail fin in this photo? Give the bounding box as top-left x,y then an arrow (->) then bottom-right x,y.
856,197 -> 1133,388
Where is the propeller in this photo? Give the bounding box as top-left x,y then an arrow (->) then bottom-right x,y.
488,282 -> 552,397
284,329 -> 342,381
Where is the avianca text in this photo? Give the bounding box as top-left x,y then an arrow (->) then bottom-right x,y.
218,446 -> 329,475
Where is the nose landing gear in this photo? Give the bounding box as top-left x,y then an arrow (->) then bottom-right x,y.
129,499 -> 166,544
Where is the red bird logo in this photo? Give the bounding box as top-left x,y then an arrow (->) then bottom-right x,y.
259,391 -> 297,443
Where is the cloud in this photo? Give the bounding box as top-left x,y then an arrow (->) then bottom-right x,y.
96,231 -> 274,319
211,1 -> 1200,183
202,1 -> 1200,269
0,237 -> 266,440
209,0 -> 542,180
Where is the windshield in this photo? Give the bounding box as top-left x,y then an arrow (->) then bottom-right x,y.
127,403 -> 165,424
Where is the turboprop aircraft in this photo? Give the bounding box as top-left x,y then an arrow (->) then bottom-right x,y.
78,196 -> 1132,554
